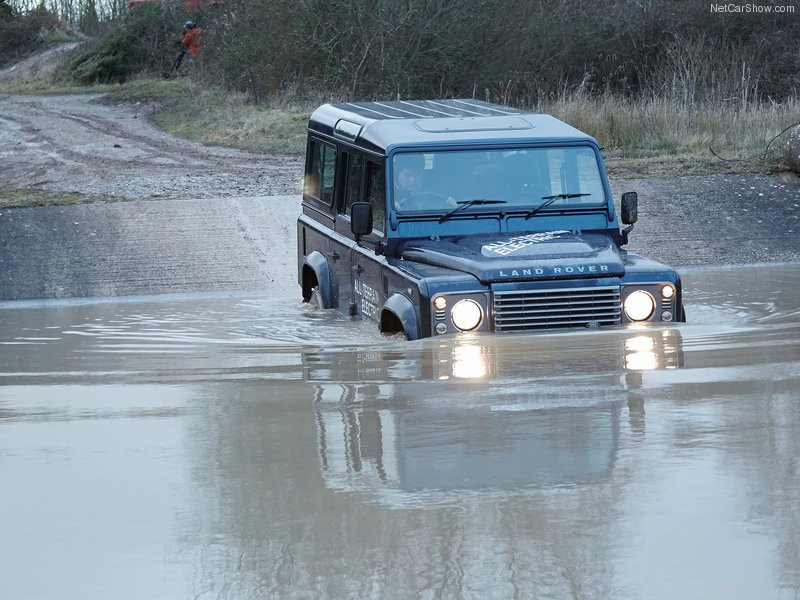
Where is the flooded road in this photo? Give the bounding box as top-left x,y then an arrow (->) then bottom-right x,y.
1,264 -> 799,600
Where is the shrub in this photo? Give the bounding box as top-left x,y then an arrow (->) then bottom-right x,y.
66,3 -> 191,83
0,5 -> 71,67
200,0 -> 800,106
0,0 -> 13,20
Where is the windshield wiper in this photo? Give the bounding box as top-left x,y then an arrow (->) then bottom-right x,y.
439,199 -> 507,222
525,193 -> 590,219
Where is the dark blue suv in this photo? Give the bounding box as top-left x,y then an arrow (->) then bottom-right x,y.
297,99 -> 684,339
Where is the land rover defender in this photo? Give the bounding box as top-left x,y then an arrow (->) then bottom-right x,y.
297,99 -> 684,340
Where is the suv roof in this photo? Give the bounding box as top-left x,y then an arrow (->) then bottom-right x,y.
308,99 -> 595,153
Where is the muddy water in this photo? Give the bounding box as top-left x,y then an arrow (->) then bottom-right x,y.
1,265 -> 799,600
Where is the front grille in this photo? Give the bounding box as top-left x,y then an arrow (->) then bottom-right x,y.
493,286 -> 621,331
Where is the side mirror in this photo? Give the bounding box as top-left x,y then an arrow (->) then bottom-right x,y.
621,192 -> 638,225
351,202 -> 373,239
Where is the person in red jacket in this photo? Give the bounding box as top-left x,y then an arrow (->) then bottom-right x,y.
171,21 -> 203,74
181,21 -> 203,57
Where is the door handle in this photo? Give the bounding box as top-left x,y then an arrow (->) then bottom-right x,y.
328,250 -> 340,262
352,264 -> 364,275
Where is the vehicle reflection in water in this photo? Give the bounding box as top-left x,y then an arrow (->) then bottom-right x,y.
311,328 -> 683,505
448,340 -> 490,379
304,327 -> 683,383
622,329 -> 683,372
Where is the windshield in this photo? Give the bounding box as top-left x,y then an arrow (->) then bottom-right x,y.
391,147 -> 606,212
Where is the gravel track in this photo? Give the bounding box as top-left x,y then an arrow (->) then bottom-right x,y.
0,93 -> 302,198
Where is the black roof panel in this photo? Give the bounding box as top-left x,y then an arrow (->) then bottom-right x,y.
331,99 -> 526,120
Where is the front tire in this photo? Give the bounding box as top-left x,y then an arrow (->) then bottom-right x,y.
383,330 -> 408,341
308,286 -> 324,309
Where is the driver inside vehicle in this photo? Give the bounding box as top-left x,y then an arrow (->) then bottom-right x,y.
393,153 -> 458,211
393,154 -> 425,210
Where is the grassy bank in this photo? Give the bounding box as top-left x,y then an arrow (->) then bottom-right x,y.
103,78 -> 310,154
0,187 -> 92,208
100,79 -> 799,175
1,73 -> 796,177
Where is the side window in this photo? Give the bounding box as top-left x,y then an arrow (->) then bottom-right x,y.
322,145 -> 336,205
305,139 -> 336,206
367,161 -> 386,234
339,151 -> 364,215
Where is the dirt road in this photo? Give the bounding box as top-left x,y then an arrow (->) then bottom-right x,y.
0,94 -> 301,198
0,93 -> 799,302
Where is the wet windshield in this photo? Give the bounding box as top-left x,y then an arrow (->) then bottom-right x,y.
392,146 -> 606,212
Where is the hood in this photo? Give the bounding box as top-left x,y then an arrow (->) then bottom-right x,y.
400,231 -> 624,283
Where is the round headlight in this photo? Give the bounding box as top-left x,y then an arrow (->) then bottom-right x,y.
433,296 -> 447,310
451,299 -> 483,331
624,290 -> 655,322
661,284 -> 675,299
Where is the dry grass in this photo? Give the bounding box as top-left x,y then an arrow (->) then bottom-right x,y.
540,95 -> 799,176
139,81 -> 799,175
0,187 -> 86,208
148,83 -> 798,175
102,77 -> 311,154
155,90 -> 309,154
0,69 -> 111,94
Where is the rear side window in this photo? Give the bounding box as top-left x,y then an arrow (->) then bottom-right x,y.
367,161 -> 386,233
305,140 -> 336,206
339,152 -> 364,215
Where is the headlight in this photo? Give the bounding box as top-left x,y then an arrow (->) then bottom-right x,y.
451,299 -> 483,331
624,290 -> 655,321
661,284 -> 675,299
